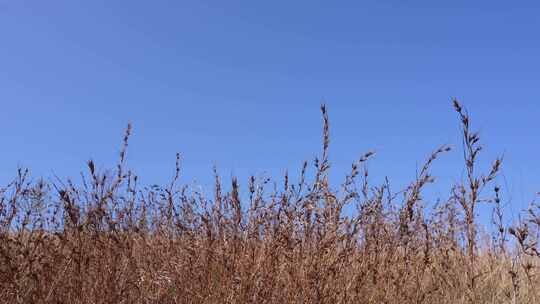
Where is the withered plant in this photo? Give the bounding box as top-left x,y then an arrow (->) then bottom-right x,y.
0,101 -> 538,303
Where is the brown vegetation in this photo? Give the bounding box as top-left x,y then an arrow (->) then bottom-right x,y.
1,100 -> 539,303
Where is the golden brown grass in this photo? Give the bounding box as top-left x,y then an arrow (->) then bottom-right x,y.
1,100 -> 539,303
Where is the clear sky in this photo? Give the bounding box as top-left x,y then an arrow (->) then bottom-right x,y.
1,1 -> 539,219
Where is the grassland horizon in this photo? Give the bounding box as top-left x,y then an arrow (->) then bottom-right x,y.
1,100 -> 539,303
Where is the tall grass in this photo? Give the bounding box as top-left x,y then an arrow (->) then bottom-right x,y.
1,100 -> 539,303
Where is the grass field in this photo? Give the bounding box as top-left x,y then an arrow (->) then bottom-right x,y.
1,100 -> 539,303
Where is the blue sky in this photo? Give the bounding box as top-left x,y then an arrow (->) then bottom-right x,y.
1,1 -> 539,220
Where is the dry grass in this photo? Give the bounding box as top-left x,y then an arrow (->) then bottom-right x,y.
1,100 -> 539,303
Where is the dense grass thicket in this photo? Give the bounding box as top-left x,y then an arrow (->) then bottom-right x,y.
2,101 -> 540,303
